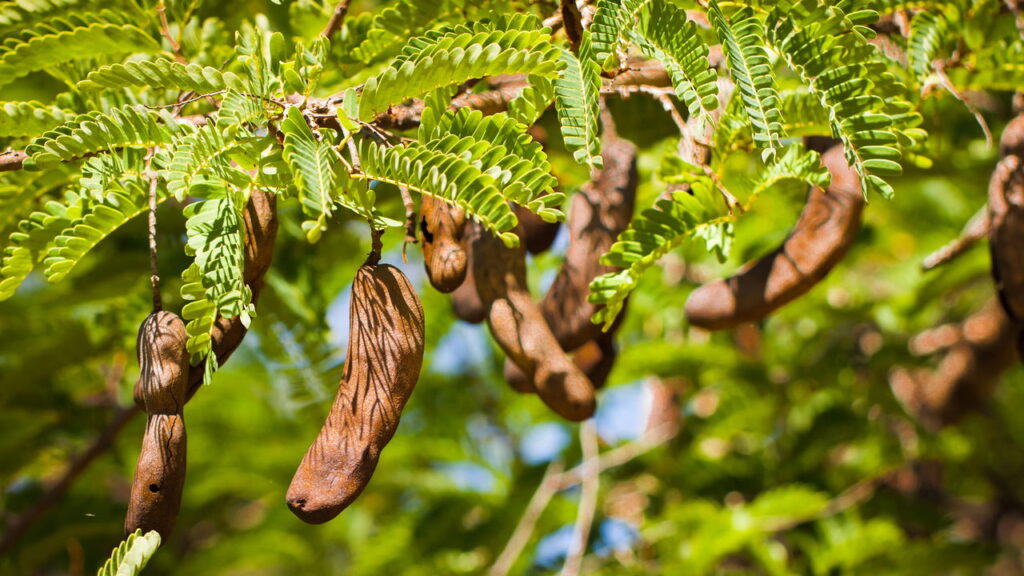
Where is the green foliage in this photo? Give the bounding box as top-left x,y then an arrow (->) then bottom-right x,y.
708,1 -> 786,161
357,39 -> 561,121
24,107 -> 174,168
96,529 -> 160,576
78,59 -> 244,94
356,139 -> 520,246
0,195 -> 77,300
280,106 -> 344,243
907,7 -> 954,82
0,101 -> 67,138
0,10 -> 160,88
553,31 -> 603,170
631,1 -> 719,125
181,188 -> 250,377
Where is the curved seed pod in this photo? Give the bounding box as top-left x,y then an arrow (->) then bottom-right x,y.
420,195 -> 468,293
288,263 -> 425,524
503,330 -> 617,394
685,144 -> 864,330
513,203 -> 561,255
125,311 -> 189,539
540,137 -> 638,350
989,115 -> 1024,359
450,222 -> 487,324
473,224 -> 596,421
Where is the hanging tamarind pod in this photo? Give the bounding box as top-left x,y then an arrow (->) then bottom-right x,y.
540,136 -> 638,350
685,144 -> 864,330
988,115 -> 1024,359
420,195 -> 468,293
125,311 -> 189,539
503,330 -> 618,394
472,224 -> 596,421
132,190 -> 278,408
449,222 -> 488,324
287,260 -> 425,524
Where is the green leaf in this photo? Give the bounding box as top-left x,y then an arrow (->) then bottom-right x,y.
78,58 -> 243,94
24,106 -> 174,169
708,0 -> 786,160
280,106 -> 343,242
0,101 -> 68,138
554,31 -> 603,170
96,529 -> 161,576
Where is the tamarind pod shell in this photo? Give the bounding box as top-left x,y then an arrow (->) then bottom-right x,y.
541,137 -> 638,350
287,264 -> 425,524
503,358 -> 535,394
125,414 -> 186,539
573,330 -> 617,390
450,222 -> 488,324
473,227 -> 596,421
420,195 -> 468,293
185,190 -> 278,402
513,203 -> 561,255
989,116 -> 1024,351
135,311 -> 189,414
685,144 -> 864,331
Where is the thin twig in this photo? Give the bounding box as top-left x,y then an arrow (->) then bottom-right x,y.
144,149 -> 162,312
320,0 -> 351,40
489,461 -> 565,576
561,421 -> 599,576
0,150 -> 27,172
922,206 -> 990,271
400,187 -> 417,263
561,0 -> 584,53
556,423 -> 677,489
144,90 -> 226,110
156,2 -> 184,62
0,405 -> 142,556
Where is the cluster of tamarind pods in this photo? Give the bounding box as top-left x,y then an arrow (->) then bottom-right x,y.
125,111 -> 1024,535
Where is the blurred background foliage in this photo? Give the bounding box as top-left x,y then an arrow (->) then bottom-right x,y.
3,0 -> 1024,574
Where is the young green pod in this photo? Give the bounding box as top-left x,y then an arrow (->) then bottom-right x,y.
287,262 -> 425,524
685,145 -> 864,330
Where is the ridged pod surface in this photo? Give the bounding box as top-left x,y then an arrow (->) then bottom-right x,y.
287,263 -> 425,524
540,137 -> 638,350
473,225 -> 596,421
420,195 -> 468,293
685,145 -> 864,330
450,222 -> 487,324
989,115 -> 1024,359
125,311 -> 189,539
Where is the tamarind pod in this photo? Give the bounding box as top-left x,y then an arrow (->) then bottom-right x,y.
473,225 -> 596,421
504,331 -> 616,394
183,190 -> 278,402
685,144 -> 864,331
988,115 -> 1024,360
513,203 -> 561,255
450,222 -> 487,324
124,414 -> 187,539
287,263 -> 425,524
420,195 -> 468,293
540,137 -> 638,350
125,311 -> 189,539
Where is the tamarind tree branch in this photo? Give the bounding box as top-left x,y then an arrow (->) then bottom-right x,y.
488,460 -> 565,576
0,150 -> 26,172
320,0 -> 351,40
0,405 -> 141,556
560,420 -> 599,576
922,206 -> 989,271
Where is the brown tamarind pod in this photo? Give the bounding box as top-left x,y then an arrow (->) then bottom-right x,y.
450,222 -> 488,324
503,329 -> 617,394
125,311 -> 189,539
287,262 -> 425,524
420,195 -> 468,293
685,144 -> 864,330
540,136 -> 638,350
473,224 -> 596,421
513,203 -> 561,255
989,115 -> 1024,359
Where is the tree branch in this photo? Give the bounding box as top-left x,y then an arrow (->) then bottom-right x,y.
560,420 -> 599,576
489,460 -> 565,576
0,150 -> 26,172
320,0 -> 351,40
